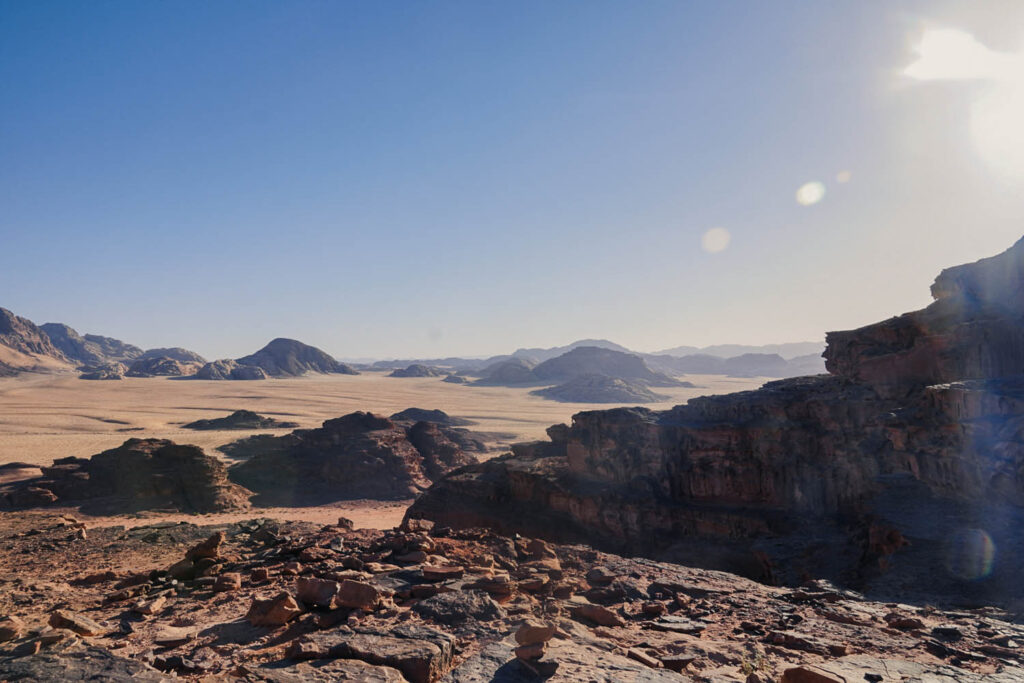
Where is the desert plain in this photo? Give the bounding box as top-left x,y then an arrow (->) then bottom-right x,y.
0,371 -> 766,529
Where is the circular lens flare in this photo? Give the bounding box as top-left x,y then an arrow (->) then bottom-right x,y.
701,228 -> 731,254
945,528 -> 996,581
796,181 -> 826,206
836,170 -> 852,183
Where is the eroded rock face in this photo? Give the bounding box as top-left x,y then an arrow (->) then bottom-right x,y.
79,362 -> 126,380
227,412 -> 478,505
409,237 -> 1024,600
126,356 -> 201,377
183,410 -> 298,431
0,439 -> 251,513
40,323 -> 143,367
193,359 -> 268,380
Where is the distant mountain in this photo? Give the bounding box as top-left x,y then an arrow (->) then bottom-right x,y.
531,374 -> 677,404
389,364 -> 445,378
40,323 -> 143,367
533,346 -> 683,387
651,341 -> 824,360
138,347 -> 206,364
236,338 -> 359,377
0,308 -> 70,374
475,357 -> 539,385
510,339 -> 632,364
645,350 -> 825,378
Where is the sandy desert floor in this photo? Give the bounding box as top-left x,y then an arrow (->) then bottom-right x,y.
0,371 -> 767,529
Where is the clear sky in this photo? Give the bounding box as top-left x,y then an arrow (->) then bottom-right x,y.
2,1 -> 1024,360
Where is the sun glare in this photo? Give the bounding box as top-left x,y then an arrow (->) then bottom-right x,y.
904,28 -> 1024,180
701,227 -> 731,254
795,181 -> 826,206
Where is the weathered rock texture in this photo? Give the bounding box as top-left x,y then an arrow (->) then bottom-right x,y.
183,410 -> 299,431
0,439 -> 251,513
409,237 -> 1024,604
126,356 -> 201,377
137,347 -> 206,364
78,362 -> 126,380
40,323 -> 143,367
389,364 -> 446,378
227,412 -> 478,504
2,514 -> 1023,682
0,308 -> 70,373
194,359 -> 268,380
531,374 -> 676,403
236,338 -> 359,377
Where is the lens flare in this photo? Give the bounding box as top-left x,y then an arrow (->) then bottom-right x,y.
945,528 -> 996,581
795,181 -> 826,206
701,227 -> 731,254
836,170 -> 852,183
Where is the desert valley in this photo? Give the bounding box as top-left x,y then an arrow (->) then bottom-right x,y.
0,239 -> 1023,682
5,3 -> 1024,681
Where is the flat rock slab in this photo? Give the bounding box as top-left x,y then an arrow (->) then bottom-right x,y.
287,625 -> 455,683
445,639 -> 682,682
791,654 -> 1024,683
246,658 -> 407,682
0,646 -> 169,682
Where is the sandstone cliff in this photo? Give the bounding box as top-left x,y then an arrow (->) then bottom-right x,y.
408,237 -> 1024,604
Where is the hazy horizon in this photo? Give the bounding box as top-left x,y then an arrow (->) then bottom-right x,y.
4,2 -> 1024,359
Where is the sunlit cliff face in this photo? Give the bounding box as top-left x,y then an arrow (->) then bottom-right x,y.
904,28 -> 1024,181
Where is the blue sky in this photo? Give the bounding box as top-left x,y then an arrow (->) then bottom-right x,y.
3,1 -> 1024,359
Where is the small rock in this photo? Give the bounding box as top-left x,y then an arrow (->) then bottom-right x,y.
295,577 -> 340,607
571,603 -> 625,628
514,642 -> 547,662
132,596 -> 166,616
585,567 -> 617,586
0,616 -> 25,642
422,565 -> 464,582
627,648 -> 663,669
515,619 -> 557,646
48,610 -> 104,637
336,516 -> 355,531
251,567 -> 270,583
247,592 -> 303,627
185,532 -> 224,561
335,579 -> 385,610
213,572 -> 242,592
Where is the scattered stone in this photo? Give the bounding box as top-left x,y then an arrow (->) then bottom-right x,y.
571,603 -> 625,628
515,619 -> 557,646
335,579 -> 386,610
247,592 -> 303,627
48,610 -> 104,636
213,572 -> 242,592
0,615 -> 25,642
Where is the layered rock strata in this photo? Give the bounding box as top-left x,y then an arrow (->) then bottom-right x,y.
409,237 -> 1024,602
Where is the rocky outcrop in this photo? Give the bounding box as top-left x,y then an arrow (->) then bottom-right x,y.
194,359 -> 268,380
825,236 -> 1024,398
40,323 -> 143,367
389,408 -> 475,427
389,364 -> 445,378
236,338 -> 358,377
442,374 -> 468,384
227,412 -> 477,505
0,439 -> 251,513
530,374 -> 676,403
137,347 -> 206,364
126,356 -> 201,377
79,362 -> 126,380
409,237 -> 1024,601
183,410 -> 299,431
0,308 -> 70,373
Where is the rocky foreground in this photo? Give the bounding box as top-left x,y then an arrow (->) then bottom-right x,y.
1,511 -> 1023,682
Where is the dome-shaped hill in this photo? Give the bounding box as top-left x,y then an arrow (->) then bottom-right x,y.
235,338 -> 359,377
